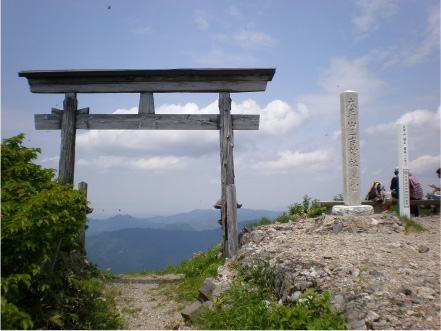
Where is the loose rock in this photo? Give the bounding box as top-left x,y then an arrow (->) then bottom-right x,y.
228,214 -> 440,330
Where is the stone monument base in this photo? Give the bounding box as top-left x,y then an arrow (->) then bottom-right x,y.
332,205 -> 374,216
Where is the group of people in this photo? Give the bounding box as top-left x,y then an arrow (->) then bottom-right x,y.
389,167 -> 440,217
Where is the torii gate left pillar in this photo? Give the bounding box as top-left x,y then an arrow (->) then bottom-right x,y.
59,93 -> 77,185
19,68 -> 276,258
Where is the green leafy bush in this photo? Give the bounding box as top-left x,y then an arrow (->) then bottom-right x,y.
193,257 -> 346,330
1,134 -> 122,329
194,279 -> 346,330
245,196 -> 326,228
289,195 -> 325,219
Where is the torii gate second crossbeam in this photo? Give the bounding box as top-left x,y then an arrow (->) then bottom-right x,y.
19,68 -> 276,258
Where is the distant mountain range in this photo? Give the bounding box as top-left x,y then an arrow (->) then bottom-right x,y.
86,208 -> 283,234
85,208 -> 282,274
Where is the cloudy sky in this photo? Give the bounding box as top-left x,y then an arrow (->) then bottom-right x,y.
2,0 -> 440,218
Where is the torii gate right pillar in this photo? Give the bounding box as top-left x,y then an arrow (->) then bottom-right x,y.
219,92 -> 239,258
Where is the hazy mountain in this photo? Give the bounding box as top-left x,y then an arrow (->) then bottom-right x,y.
86,208 -> 282,235
85,219 -> 269,275
85,227 -> 222,274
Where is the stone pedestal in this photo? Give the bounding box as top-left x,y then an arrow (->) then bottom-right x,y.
332,205 -> 374,216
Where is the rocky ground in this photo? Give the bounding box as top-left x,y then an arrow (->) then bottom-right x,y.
105,274 -> 188,330
107,213 -> 440,330
231,213 -> 440,330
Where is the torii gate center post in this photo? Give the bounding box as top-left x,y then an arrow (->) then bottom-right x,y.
19,68 -> 276,258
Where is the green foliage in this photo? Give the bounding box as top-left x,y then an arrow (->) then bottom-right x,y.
1,134 -> 122,329
1,274 -> 34,330
333,193 -> 344,201
269,289 -> 347,330
289,195 -> 325,219
192,258 -> 346,330
157,245 -> 224,301
195,279 -> 272,329
194,279 -> 346,330
245,196 -> 326,228
2,134 -> 88,277
398,215 -> 426,233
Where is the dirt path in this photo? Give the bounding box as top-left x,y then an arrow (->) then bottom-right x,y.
106,274 -> 190,330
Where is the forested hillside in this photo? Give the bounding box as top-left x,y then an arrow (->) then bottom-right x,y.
85,220 -> 254,274
87,209 -> 282,234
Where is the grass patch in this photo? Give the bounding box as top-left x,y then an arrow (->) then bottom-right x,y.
191,260 -> 346,330
154,245 -> 225,302
193,271 -> 346,330
399,215 -> 426,233
122,307 -> 142,314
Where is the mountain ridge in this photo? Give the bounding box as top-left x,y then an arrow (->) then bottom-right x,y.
85,208 -> 283,274
86,208 -> 282,235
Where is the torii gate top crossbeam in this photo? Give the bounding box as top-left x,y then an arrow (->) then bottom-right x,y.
18,68 -> 276,94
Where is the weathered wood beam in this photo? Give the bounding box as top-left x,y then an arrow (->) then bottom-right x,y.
139,92 -> 155,114
35,114 -> 259,130
52,107 -> 89,115
25,80 -> 271,93
59,93 -> 77,185
226,184 -> 239,255
18,68 -> 276,93
219,92 -> 238,258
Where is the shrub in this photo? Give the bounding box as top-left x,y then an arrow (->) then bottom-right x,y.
288,195 -> 325,219
1,134 -> 122,329
194,278 -> 346,330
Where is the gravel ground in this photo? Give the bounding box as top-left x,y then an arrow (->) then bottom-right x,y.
105,275 -> 189,330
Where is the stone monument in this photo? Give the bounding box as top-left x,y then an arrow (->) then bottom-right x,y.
397,124 -> 411,217
332,90 -> 373,216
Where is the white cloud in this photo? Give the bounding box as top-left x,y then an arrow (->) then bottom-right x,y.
193,48 -> 258,66
401,7 -> 440,66
233,99 -> 309,135
194,10 -> 209,30
332,130 -> 341,140
37,156 -> 59,168
76,99 -> 300,162
296,55 -> 388,116
77,155 -> 191,172
130,26 -> 152,35
227,4 -> 242,19
317,56 -> 387,100
249,149 -> 331,174
365,107 -> 441,135
231,29 -> 277,49
351,0 -> 399,41
353,4 -> 440,68
409,154 -> 441,174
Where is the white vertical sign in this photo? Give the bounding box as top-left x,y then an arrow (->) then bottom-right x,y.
397,124 -> 410,217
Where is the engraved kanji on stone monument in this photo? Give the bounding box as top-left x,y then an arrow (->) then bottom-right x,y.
340,90 -> 361,206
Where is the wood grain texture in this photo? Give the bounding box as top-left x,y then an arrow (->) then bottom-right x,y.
226,184 -> 239,256
35,114 -> 259,130
219,92 -> 238,258
19,68 -> 276,93
58,93 -> 77,185
139,92 -> 155,114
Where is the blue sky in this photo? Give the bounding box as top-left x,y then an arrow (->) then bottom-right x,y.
2,0 -> 440,217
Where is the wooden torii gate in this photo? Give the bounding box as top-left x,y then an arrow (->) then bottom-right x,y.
19,68 -> 276,258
